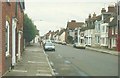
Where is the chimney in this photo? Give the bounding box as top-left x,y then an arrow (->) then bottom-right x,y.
93,12 -> 96,18
108,5 -> 115,12
71,20 -> 76,22
101,8 -> 106,13
89,14 -> 91,19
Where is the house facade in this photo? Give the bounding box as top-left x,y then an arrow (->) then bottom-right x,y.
59,29 -> 66,42
117,1 -> 120,52
108,15 -> 117,50
84,13 -> 96,47
66,20 -> 84,44
0,1 -> 25,77
94,15 -> 102,47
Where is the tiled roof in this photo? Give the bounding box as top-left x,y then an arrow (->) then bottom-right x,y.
67,21 -> 84,30
96,15 -> 102,21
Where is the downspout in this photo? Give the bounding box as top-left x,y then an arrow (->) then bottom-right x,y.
15,1 -> 18,18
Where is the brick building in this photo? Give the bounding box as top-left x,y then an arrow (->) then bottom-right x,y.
117,1 -> 120,52
0,1 -> 25,77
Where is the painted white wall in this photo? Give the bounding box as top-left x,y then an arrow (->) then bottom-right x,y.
95,20 -> 101,45
100,23 -> 108,46
84,29 -> 93,46
34,35 -> 40,43
59,32 -> 66,42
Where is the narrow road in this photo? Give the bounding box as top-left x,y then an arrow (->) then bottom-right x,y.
45,44 -> 118,76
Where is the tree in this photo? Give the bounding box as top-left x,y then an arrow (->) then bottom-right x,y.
23,14 -> 38,44
67,36 -> 73,44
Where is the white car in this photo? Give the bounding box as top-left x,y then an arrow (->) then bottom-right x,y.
44,42 -> 55,51
61,42 -> 67,45
73,43 -> 86,49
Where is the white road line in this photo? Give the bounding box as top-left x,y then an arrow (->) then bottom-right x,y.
36,73 -> 52,76
37,70 -> 49,72
58,54 -> 62,58
28,61 -> 45,64
42,49 -> 55,76
12,70 -> 27,73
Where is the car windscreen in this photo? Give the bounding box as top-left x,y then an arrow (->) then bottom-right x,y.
45,43 -> 54,46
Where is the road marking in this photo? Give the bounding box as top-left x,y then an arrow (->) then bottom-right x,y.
36,73 -> 52,76
37,70 -> 50,72
54,72 -> 59,75
64,60 -> 71,64
28,61 -> 45,64
58,54 -> 62,58
12,70 -> 27,72
42,49 -> 55,76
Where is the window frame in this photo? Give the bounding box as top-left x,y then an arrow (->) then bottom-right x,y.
5,21 -> 10,57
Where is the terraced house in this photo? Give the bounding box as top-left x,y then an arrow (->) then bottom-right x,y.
0,1 -> 25,77
117,1 -> 120,52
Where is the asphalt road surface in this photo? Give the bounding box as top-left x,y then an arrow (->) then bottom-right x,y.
45,44 -> 118,76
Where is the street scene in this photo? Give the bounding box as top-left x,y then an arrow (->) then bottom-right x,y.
0,0 -> 120,78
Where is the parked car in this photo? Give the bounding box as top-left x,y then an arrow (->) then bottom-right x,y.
44,42 -> 55,51
61,41 -> 67,45
73,43 -> 86,49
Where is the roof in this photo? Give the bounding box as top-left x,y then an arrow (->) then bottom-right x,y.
104,15 -> 112,23
58,29 -> 66,36
67,20 -> 84,30
109,15 -> 117,27
96,15 -> 102,21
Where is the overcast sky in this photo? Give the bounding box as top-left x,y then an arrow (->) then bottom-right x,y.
25,0 -> 118,36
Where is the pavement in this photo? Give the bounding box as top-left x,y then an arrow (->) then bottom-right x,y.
86,47 -> 119,56
67,44 -> 119,56
3,43 -> 54,76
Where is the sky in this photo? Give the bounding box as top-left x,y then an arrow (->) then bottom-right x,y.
24,0 -> 118,36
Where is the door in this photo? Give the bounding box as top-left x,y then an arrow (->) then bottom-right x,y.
12,18 -> 17,66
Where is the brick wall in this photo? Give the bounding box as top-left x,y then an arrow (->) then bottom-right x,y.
0,2 -> 24,76
17,2 -> 24,54
1,2 -> 16,75
0,1 -> 2,77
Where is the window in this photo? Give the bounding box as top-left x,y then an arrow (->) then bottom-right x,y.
98,36 -> 100,43
102,26 -> 105,32
7,0 -> 10,2
112,38 -> 116,47
5,21 -> 10,56
112,28 -> 114,35
98,23 -> 100,32
115,26 -> 118,34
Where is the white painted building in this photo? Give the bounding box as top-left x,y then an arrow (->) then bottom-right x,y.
69,30 -> 75,38
100,23 -> 109,47
94,16 -> 102,47
84,29 -> 93,46
59,31 -> 66,42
